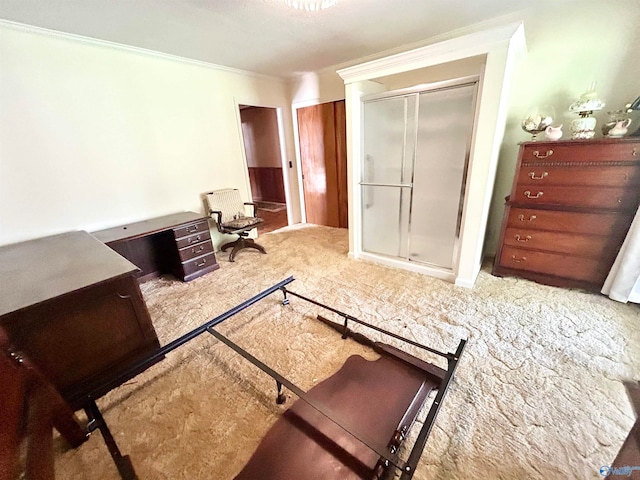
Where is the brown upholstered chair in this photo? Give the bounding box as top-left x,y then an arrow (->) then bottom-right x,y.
205,188 -> 267,262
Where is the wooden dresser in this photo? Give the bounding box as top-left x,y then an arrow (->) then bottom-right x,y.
493,138 -> 640,290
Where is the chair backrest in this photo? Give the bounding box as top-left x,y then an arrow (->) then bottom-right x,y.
205,189 -> 247,224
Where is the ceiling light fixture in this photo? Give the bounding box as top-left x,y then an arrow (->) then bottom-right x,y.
284,0 -> 338,11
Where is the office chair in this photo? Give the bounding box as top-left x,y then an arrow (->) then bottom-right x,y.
205,188 -> 267,262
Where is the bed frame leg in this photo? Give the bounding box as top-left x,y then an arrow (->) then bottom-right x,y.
84,399 -> 137,480
275,381 -> 287,404
279,287 -> 290,305
341,316 -> 349,339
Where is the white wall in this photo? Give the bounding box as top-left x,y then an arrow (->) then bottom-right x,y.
486,1 -> 640,253
291,1 -> 640,255
289,69 -> 346,106
0,23 -> 297,246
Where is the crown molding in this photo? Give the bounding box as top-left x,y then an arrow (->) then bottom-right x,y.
0,19 -> 283,82
337,22 -> 525,84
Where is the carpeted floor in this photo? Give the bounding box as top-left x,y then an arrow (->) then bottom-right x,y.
54,224 -> 640,479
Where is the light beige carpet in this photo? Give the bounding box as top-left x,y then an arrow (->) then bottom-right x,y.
54,225 -> 640,479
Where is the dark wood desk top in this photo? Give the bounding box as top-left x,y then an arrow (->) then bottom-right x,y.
91,211 -> 206,244
0,231 -> 139,317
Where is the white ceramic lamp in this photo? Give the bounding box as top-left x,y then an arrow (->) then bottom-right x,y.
569,83 -> 604,139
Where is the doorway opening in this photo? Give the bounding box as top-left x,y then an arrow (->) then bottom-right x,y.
239,105 -> 289,234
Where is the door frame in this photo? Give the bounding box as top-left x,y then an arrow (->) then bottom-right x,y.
233,99 -> 292,227
292,98 -> 347,226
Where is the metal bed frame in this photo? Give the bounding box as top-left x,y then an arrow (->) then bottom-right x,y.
82,276 -> 466,480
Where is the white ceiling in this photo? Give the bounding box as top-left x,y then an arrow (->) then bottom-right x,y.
0,0 -> 539,77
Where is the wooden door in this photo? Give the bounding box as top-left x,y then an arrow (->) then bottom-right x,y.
297,101 -> 348,228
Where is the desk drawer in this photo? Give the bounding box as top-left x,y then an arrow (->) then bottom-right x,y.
178,239 -> 214,262
175,229 -> 211,249
173,220 -> 208,239
180,253 -> 217,277
499,246 -> 609,283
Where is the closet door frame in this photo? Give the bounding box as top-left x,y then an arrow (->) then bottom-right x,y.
360,76 -> 479,271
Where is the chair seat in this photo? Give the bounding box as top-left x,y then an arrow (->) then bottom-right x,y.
205,188 -> 267,262
221,216 -> 263,231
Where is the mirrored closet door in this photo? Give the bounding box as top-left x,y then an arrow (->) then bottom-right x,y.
361,78 -> 478,271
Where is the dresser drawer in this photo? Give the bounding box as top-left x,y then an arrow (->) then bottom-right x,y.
506,207 -> 633,236
175,228 -> 211,249
517,165 -> 640,188
499,246 -> 610,283
521,141 -> 640,163
180,252 -> 217,277
512,185 -> 640,210
173,219 -> 208,239
503,227 -> 620,258
178,239 -> 214,262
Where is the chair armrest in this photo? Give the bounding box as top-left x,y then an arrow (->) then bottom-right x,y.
209,210 -> 224,232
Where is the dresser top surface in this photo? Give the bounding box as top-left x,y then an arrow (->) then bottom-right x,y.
0,231 -> 139,317
92,211 -> 206,244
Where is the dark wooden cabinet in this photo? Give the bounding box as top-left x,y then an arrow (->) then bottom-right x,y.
0,231 -> 161,410
493,138 -> 640,290
93,212 -> 219,282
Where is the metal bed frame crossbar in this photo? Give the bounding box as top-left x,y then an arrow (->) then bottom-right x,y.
84,276 -> 465,480
278,285 -> 466,480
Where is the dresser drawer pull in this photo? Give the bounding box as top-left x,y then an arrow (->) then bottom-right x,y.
517,214 -> 537,222
524,190 -> 544,199
8,349 -> 24,365
188,235 -> 202,244
514,234 -> 532,242
196,258 -> 207,267
511,255 -> 527,262
633,148 -> 637,157
528,171 -> 548,180
533,149 -> 553,159
186,225 -> 199,233
191,245 -> 205,254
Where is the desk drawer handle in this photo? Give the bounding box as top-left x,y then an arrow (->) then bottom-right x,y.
188,235 -> 202,244
524,190 -> 544,199
511,255 -> 527,263
191,245 -> 205,254
533,149 -> 553,159
528,171 -> 548,180
514,234 -> 531,242
117,293 -> 132,300
196,258 -> 207,267
186,225 -> 199,233
517,214 -> 537,222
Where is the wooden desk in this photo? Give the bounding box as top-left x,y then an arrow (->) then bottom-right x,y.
92,212 -> 219,282
0,231 -> 161,410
